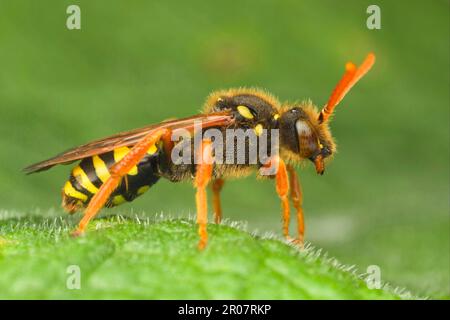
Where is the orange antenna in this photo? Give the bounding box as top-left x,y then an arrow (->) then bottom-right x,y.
318,53 -> 376,123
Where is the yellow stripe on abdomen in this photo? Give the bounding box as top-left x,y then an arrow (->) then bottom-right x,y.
72,165 -> 99,194
137,185 -> 150,195
113,147 -> 138,175
147,144 -> 158,155
92,155 -> 110,183
112,195 -> 126,206
63,181 -> 88,202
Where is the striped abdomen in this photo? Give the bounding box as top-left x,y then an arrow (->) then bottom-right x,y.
62,145 -> 161,213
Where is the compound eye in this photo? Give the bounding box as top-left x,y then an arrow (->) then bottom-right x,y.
236,105 -> 255,120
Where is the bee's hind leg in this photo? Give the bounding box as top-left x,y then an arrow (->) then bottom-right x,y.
71,129 -> 170,237
211,178 -> 225,224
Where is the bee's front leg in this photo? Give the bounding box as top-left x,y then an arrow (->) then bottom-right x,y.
194,139 -> 213,250
287,165 -> 304,247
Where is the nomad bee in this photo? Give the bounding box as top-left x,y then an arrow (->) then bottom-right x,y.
25,53 -> 375,249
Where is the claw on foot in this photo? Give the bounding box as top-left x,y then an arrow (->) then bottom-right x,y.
285,235 -> 304,249
70,229 -> 85,238
197,240 -> 206,251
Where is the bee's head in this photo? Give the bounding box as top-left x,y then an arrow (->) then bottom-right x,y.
278,53 -> 375,175
279,105 -> 335,175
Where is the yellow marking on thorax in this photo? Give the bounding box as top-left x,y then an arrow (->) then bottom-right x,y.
273,114 -> 280,120
237,105 -> 254,119
92,155 -> 110,183
72,166 -> 99,194
114,147 -> 138,175
64,181 -> 88,202
254,124 -> 263,136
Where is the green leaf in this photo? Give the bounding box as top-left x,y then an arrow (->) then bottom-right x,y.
0,213 -> 414,299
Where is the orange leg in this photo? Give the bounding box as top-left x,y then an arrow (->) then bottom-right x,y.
275,158 -> 291,240
194,139 -> 213,250
287,165 -> 304,246
71,128 -> 169,237
211,178 -> 225,224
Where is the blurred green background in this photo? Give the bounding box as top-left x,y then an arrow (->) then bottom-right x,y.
0,0 -> 448,298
